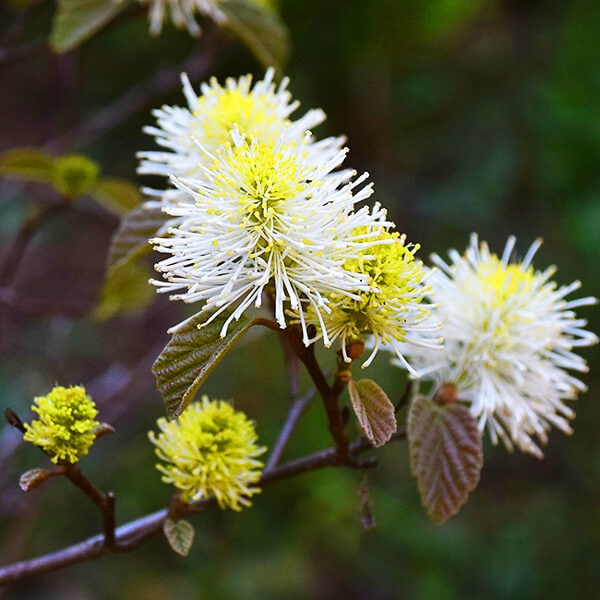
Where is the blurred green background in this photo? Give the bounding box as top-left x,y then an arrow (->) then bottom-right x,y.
1,0 -> 599,598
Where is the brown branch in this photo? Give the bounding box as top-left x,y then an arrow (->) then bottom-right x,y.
61,465 -> 116,549
0,432 -> 406,586
395,379 -> 414,413
4,409 -> 116,549
263,293 -> 301,398
281,335 -> 300,398
0,508 -> 169,586
45,26 -> 227,153
0,204 -> 65,285
264,386 -> 317,472
283,326 -> 350,458
253,317 -> 282,332
4,408 -> 26,434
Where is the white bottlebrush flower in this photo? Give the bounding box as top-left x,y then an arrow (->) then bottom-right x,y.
138,0 -> 225,36
400,234 -> 598,458
138,68 -> 329,187
150,131 -> 393,344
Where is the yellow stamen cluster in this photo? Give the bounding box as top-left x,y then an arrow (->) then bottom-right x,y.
475,257 -> 535,306
311,230 -> 437,367
214,141 -> 307,227
465,256 -> 540,356
148,397 -> 267,510
194,87 -> 287,148
23,386 -> 99,464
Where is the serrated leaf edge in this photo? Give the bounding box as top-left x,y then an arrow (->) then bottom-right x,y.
152,311 -> 259,418
408,396 -> 483,524
348,378 -> 397,448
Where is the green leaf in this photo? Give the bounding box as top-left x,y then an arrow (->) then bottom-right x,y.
95,260 -> 154,320
0,148 -> 54,183
348,378 -> 397,448
91,177 -> 143,215
153,310 -> 257,419
220,0 -> 290,70
19,467 -> 65,492
163,518 -> 195,557
407,395 -> 483,524
50,0 -> 130,54
106,204 -> 168,275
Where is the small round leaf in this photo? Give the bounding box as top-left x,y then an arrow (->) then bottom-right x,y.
348,378 -> 397,448
163,518 -> 195,557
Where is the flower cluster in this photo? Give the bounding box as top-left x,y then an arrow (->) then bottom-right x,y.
148,397 -> 266,510
141,69 -> 438,367
398,234 -> 598,457
23,386 -> 99,464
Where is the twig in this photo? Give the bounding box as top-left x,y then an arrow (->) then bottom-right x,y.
4,410 -> 116,549
3,409 -> 25,434
61,465 -> 116,549
0,431 -> 406,586
0,204 -> 64,286
263,294 -> 301,398
281,336 -> 300,398
284,326 -> 350,458
45,26 -> 226,152
395,379 -> 413,413
264,387 -> 317,472
253,317 -> 281,332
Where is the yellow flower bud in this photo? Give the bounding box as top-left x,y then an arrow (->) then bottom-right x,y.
23,386 -> 99,464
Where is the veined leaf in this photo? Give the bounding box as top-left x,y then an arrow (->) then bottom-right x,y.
106,203 -> 167,275
0,148 -> 54,183
91,177 -> 142,215
153,310 -> 257,419
408,395 -> 483,524
50,0 -> 130,53
163,518 -> 195,557
348,378 -> 396,448
220,0 -> 290,70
